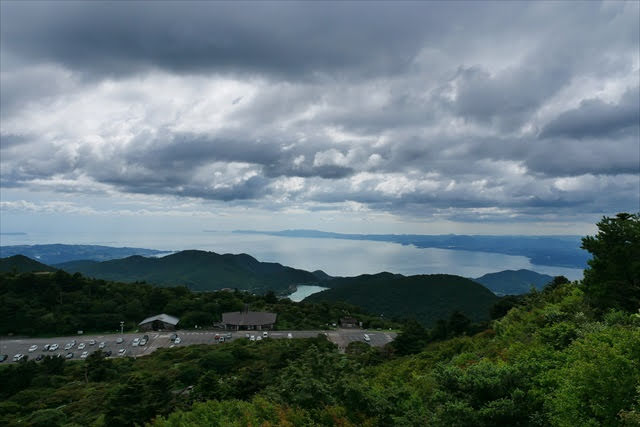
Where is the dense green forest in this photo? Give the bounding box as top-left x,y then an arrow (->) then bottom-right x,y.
1,213 -> 638,426
306,272 -> 499,326
0,271 -> 396,336
54,250 -> 327,293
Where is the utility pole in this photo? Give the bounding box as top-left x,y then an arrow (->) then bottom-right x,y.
120,321 -> 124,335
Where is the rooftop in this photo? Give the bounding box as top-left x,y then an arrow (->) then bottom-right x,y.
222,311 -> 277,326
138,313 -> 180,326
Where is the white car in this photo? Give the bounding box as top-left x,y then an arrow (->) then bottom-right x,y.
363,334 -> 371,342
88,340 -> 96,346
256,336 -> 262,341
80,351 -> 89,359
174,337 -> 181,344
287,333 -> 293,339
250,335 -> 255,341
49,344 -> 59,351
13,353 -> 24,361
28,345 -> 38,352
98,342 -> 105,349
78,343 -> 86,350
139,338 -> 147,346
118,349 -> 126,356
64,343 -> 72,350
43,344 -> 50,351
262,331 -> 268,338
132,338 -> 140,346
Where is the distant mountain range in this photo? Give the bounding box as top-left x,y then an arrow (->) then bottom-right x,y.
1,247 -> 563,326
234,229 -> 590,269
0,244 -> 166,264
53,250 -> 326,293
305,272 -> 499,327
0,255 -> 57,273
473,269 -> 555,295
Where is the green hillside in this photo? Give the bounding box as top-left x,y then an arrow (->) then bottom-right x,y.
0,255 -> 56,273
474,269 -> 555,295
55,250 -> 322,293
306,273 -> 499,326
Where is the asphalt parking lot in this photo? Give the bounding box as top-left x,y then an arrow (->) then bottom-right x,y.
0,329 -> 396,364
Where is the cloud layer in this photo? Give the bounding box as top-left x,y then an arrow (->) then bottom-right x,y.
1,1 -> 638,231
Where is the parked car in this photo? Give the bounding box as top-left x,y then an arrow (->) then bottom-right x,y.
104,350 -> 112,357
245,333 -> 251,338
132,338 -> 140,346
118,349 -> 126,356
287,333 -> 293,339
43,344 -> 50,351
256,336 -> 262,341
80,351 -> 89,359
98,342 -> 105,349
28,345 -> 38,352
13,354 -> 24,362
0,354 -> 8,362
64,343 -> 72,350
262,331 -> 268,338
78,343 -> 86,350
35,354 -> 44,361
226,333 -> 232,339
116,337 -> 124,344
250,335 -> 255,341
174,337 -> 181,344
88,339 -> 96,346
143,335 -> 149,341
66,352 -> 74,359
170,333 -> 178,341
363,334 -> 371,342
218,337 -> 225,343
139,338 -> 147,346
49,344 -> 59,351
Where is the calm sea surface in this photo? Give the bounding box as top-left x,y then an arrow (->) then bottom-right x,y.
0,231 -> 584,280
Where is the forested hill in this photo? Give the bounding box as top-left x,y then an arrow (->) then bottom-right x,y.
0,254 -> 56,273
55,250 -> 326,293
305,273 -> 499,326
474,269 -> 555,295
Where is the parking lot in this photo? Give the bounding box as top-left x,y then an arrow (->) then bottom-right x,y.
0,329 -> 396,363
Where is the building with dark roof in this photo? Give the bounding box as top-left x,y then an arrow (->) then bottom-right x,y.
222,311 -> 277,330
139,313 -> 180,331
340,316 -> 360,328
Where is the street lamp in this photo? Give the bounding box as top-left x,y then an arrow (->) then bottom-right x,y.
120,321 -> 124,335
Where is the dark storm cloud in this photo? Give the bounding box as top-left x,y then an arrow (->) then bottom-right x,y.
1,1 -> 638,221
0,1 -> 439,78
540,86 -> 640,139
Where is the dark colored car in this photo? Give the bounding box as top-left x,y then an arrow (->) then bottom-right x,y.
170,333 -> 178,341
104,350 -> 112,357
0,354 -> 8,362
35,354 -> 44,361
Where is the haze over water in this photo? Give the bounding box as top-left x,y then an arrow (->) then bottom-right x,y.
1,231 -> 584,281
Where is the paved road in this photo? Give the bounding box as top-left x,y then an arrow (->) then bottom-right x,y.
0,329 -> 396,363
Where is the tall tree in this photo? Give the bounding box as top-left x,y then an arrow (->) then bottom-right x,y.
581,213 -> 640,312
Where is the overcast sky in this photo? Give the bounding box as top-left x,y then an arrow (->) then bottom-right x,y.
1,1 -> 638,236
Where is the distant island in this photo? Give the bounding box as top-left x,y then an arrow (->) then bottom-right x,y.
233,229 -> 590,269
0,244 -> 167,264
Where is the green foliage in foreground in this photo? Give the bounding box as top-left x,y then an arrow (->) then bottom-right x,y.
4,280 -> 636,427
0,271 -> 396,336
